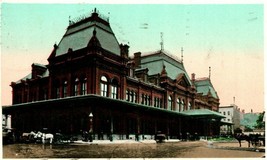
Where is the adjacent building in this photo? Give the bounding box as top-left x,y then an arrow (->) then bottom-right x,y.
219,104 -> 242,134
3,9 -> 224,140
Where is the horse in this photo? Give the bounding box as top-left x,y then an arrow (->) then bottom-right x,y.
21,131 -> 38,143
234,133 -> 251,147
36,131 -> 54,144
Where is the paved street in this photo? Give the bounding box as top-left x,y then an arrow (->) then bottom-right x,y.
2,140 -> 265,158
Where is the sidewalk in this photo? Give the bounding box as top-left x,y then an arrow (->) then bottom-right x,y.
73,139 -> 181,144
207,140 -> 265,153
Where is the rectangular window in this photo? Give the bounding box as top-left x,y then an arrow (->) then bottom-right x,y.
133,92 -> 137,103
228,111 -> 230,115
141,94 -> 145,104
63,85 -> 67,97
81,81 -> 87,95
111,85 -> 117,99
56,87 -> 60,98
100,83 -> 107,97
74,83 -> 78,96
43,89 -> 47,100
129,91 -> 133,102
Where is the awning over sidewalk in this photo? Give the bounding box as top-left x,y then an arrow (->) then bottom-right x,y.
2,94 -> 187,117
181,109 -> 225,119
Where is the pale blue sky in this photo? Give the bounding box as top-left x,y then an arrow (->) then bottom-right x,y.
1,4 -> 264,112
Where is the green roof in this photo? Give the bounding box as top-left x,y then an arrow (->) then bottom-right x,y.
55,12 -> 120,57
181,109 -> 225,119
194,79 -> 218,99
140,51 -> 192,85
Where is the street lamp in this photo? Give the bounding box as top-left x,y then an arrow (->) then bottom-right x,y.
89,112 -> 93,142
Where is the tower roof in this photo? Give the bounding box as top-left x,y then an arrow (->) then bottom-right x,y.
194,78 -> 218,99
139,50 -> 192,85
55,9 -> 121,57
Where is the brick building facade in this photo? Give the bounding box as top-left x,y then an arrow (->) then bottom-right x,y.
3,9 -> 223,140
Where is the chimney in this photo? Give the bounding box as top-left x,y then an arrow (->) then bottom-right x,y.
120,44 -> 129,59
134,52 -> 141,68
191,73 -> 195,82
31,63 -> 47,79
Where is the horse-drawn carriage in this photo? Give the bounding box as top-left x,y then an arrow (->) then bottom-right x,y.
234,133 -> 265,147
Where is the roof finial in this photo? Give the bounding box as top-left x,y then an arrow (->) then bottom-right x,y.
233,96 -> 235,105
160,32 -> 164,51
209,66 -> 211,79
69,16 -> 71,25
181,47 -> 184,63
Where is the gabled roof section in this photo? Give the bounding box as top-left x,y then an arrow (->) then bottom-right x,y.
194,78 -> 218,99
176,73 -> 191,87
139,50 -> 192,85
55,9 -> 120,57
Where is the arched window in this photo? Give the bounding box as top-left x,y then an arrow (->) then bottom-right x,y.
63,80 -> 68,97
111,78 -> 118,99
141,94 -> 145,104
177,98 -> 180,112
129,90 -> 133,102
181,100 -> 184,111
144,95 -> 148,105
188,102 -> 191,110
74,78 -> 79,96
133,92 -> 137,103
168,96 -> 173,110
81,78 -> 87,95
100,76 -> 108,97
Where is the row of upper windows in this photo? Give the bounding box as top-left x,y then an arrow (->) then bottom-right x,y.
55,78 -> 87,98
14,75 -> 192,110
125,90 -> 163,108
100,76 -> 118,99
220,111 -> 231,116
124,89 -> 192,111
16,75 -> 116,103
222,118 -> 231,122
54,75 -> 118,99
168,96 -> 191,112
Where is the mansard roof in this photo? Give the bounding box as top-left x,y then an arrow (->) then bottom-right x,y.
54,10 -> 121,57
194,78 -> 218,99
139,50 -> 192,85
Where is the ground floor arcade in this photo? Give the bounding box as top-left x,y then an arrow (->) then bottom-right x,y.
2,95 -> 224,140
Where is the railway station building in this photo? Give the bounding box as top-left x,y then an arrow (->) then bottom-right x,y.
3,9 -> 224,140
